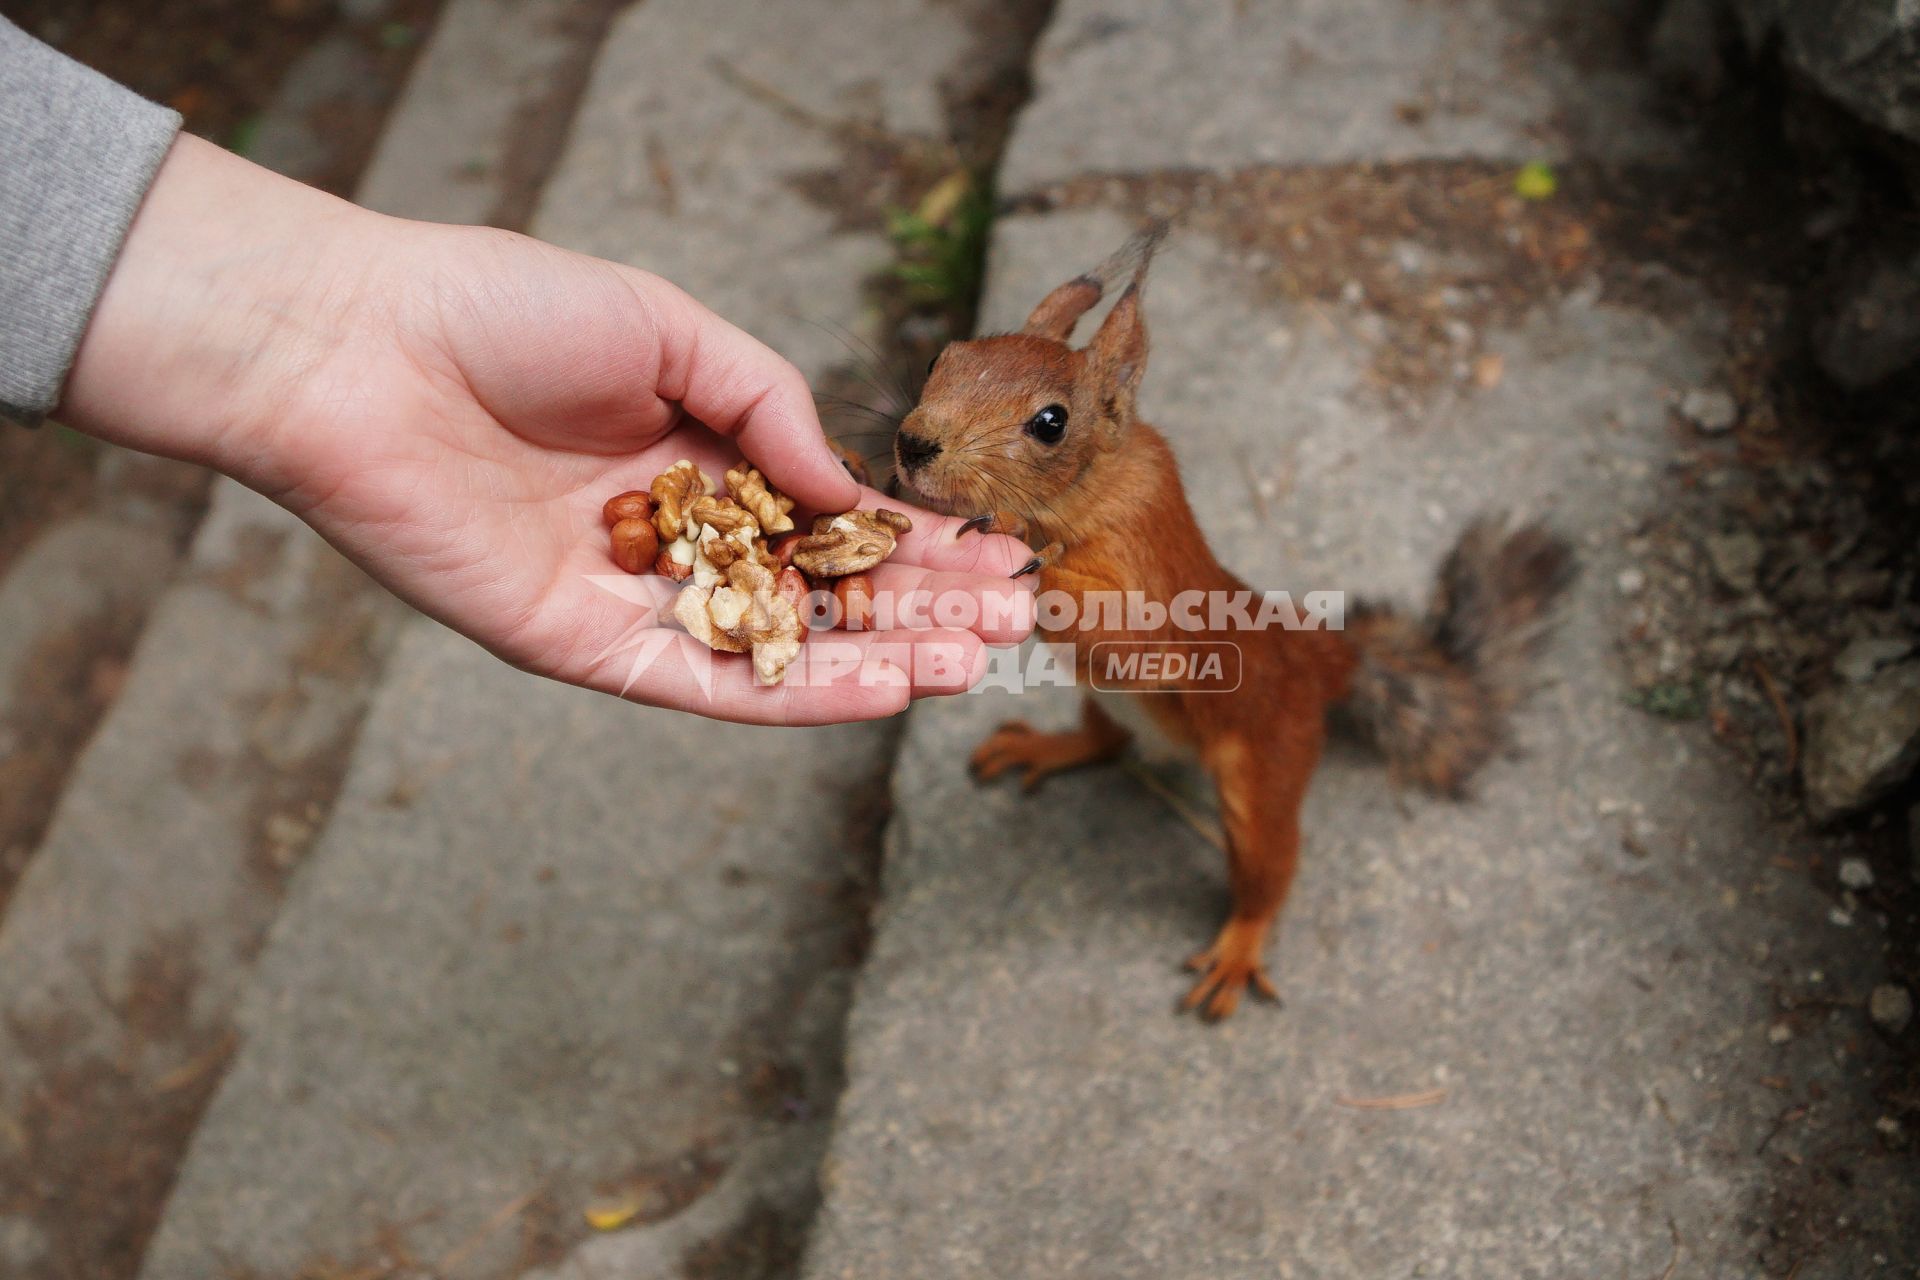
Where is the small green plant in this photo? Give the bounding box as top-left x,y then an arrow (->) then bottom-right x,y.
1514,160 -> 1557,201
885,170 -> 993,310
1626,680 -> 1706,721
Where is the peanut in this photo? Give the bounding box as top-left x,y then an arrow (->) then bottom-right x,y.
775,567 -> 810,617
603,490 -> 654,528
834,573 -> 876,631
610,518 -> 659,574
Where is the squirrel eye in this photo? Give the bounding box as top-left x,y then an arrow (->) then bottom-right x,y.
1025,404 -> 1068,445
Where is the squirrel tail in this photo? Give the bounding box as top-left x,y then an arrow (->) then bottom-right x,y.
1340,516 -> 1577,795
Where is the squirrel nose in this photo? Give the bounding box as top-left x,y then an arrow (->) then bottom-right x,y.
895,430 -> 942,473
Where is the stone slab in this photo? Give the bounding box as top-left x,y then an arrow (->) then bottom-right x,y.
999,0 -> 1685,193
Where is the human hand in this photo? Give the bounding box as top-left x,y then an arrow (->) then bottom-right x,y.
60,137 -> 1033,724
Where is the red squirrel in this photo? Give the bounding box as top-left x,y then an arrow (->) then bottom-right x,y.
893,222 -> 1574,1020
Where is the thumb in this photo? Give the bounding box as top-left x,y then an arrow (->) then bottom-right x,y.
641,276 -> 860,514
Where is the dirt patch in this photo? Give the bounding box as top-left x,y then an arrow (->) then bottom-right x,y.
681,1199 -> 805,1280
1010,155 -> 1804,412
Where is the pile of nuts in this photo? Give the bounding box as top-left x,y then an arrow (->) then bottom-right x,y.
602,461 -> 912,685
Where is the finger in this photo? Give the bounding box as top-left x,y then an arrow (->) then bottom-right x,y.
862,562 -> 1036,645
847,486 -> 1033,577
642,277 -> 860,515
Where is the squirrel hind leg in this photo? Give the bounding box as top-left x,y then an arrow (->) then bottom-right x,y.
1183,917 -> 1281,1021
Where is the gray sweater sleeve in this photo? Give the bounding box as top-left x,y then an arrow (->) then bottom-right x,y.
0,18 -> 181,425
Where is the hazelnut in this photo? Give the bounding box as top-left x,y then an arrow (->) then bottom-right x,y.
603,490 -> 654,528
610,518 -> 659,574
834,573 -> 876,631
654,549 -> 694,582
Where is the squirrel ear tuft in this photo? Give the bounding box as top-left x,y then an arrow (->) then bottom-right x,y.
1020,219 -> 1170,343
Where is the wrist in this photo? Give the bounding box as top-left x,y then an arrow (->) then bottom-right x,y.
58,134 -> 394,491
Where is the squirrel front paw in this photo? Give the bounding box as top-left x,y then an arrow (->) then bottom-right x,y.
969,719 -> 1112,792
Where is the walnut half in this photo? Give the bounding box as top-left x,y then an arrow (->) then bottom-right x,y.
790,509 -> 912,579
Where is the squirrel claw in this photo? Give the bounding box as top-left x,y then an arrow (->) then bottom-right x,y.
1010,540 -> 1066,579
957,513 -> 997,538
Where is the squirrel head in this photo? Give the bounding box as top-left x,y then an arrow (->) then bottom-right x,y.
893,222 -> 1168,528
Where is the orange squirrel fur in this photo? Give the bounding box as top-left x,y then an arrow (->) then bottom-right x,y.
894,223 -> 1573,1020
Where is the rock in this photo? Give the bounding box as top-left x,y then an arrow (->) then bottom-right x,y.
1836,636 -> 1915,683
1617,566 -> 1647,596
1869,983 -> 1913,1035
1705,531 -> 1763,594
1679,387 -> 1739,433
1813,238 -> 1920,392
1689,1 -> 1920,147
1773,2 -> 1920,147
1838,856 -> 1875,890
1802,662 -> 1920,821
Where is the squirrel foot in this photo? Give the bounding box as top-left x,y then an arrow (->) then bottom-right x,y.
1182,918 -> 1281,1021
970,718 -> 1117,791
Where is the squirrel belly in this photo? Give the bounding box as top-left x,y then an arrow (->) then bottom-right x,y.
1084,685 -> 1191,765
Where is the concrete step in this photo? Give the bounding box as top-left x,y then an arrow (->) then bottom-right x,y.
0,4 -> 599,1277
799,3 -> 1918,1278
132,2 -> 1037,1277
